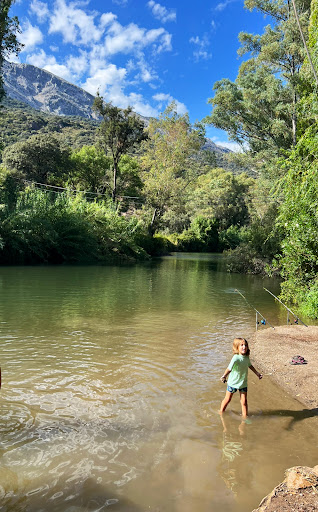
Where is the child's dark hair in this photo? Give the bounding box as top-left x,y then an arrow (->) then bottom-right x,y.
233,338 -> 250,356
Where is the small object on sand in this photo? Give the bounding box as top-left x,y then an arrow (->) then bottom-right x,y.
290,355 -> 307,365
293,355 -> 306,362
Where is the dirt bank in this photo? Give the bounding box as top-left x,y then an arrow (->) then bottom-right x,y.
252,466 -> 318,512
250,325 -> 318,511
251,325 -> 318,409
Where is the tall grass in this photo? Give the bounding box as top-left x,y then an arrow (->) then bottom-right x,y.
0,188 -> 148,264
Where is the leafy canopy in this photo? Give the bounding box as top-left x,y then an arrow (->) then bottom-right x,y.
140,102 -> 205,234
93,93 -> 147,202
0,0 -> 23,103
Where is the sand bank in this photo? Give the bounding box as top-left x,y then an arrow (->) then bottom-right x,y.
251,325 -> 318,410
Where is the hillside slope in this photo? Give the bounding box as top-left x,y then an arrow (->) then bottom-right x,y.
2,60 -> 239,170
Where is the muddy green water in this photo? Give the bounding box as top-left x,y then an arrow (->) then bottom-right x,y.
0,254 -> 317,512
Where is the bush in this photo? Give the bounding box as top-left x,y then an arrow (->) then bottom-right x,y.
299,280 -> 318,319
0,188 -> 149,264
225,244 -> 273,275
175,216 -> 220,252
219,225 -> 244,250
136,232 -> 175,256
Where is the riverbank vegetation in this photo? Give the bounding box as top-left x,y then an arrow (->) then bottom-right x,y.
1,0 -> 318,316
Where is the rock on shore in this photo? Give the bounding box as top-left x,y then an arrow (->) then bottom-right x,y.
252,466 -> 318,511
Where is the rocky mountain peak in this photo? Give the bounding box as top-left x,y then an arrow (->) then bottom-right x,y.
3,60 -> 99,119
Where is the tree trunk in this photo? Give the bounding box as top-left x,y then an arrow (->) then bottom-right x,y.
292,93 -> 297,146
148,208 -> 158,236
112,163 -> 117,202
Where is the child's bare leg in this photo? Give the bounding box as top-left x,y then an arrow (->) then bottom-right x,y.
219,391 -> 233,413
239,391 -> 248,418
219,412 -> 227,432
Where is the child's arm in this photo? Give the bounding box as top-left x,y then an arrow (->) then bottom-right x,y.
249,365 -> 262,379
220,368 -> 231,383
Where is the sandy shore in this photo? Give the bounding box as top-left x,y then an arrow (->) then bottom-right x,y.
250,325 -> 318,410
250,325 -> 318,511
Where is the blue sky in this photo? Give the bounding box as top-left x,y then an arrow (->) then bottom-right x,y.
10,0 -> 268,150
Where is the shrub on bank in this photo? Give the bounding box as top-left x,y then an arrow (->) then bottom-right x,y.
174,216 -> 220,252
0,188 -> 149,264
136,232 -> 175,256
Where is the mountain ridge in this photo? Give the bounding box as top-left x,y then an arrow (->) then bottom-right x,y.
3,60 -> 230,156
3,60 -> 99,120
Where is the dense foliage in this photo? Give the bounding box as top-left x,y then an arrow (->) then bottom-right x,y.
93,94 -> 147,202
204,0 -> 318,317
0,98 -> 99,150
1,0 -> 318,319
0,187 -> 151,264
140,103 -> 205,234
0,0 -> 22,102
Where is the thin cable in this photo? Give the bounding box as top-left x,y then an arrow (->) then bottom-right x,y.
290,0 -> 318,87
24,180 -> 143,201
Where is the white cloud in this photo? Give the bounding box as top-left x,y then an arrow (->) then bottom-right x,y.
132,57 -> 157,83
18,0 -> 175,119
25,48 -> 47,67
154,32 -> 172,54
19,21 -> 43,51
7,54 -> 20,63
112,0 -> 128,5
123,92 -> 158,116
147,1 -> 176,23
84,75 -> 158,117
153,92 -> 187,115
211,138 -> 243,152
44,63 -> 74,80
100,12 -> 117,28
189,35 -> 211,61
81,64 -> 127,95
140,67 -> 155,82
26,49 -> 74,81
104,20 -> 171,56
215,0 -> 237,11
29,0 -> 49,23
47,1 -> 172,56
67,52 -> 89,77
49,0 -> 104,45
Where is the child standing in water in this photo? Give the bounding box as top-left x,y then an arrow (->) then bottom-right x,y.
219,338 -> 262,418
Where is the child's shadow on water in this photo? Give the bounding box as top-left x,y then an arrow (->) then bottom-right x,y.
259,407 -> 318,430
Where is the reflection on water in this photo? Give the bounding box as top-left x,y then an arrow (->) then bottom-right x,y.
219,414 -> 244,496
0,255 -> 317,511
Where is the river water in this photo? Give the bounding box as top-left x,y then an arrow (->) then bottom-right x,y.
0,254 -> 317,512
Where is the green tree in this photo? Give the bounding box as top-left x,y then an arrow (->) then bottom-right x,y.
0,166 -> 24,211
277,128 -> 318,310
70,145 -> 112,193
205,0 -> 310,166
140,102 -> 205,235
93,93 -> 147,202
70,147 -> 143,208
2,133 -> 72,184
274,0 -> 318,317
188,168 -> 254,229
0,0 -> 23,103
116,155 -> 143,207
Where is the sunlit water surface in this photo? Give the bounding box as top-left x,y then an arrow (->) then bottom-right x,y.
0,254 -> 317,512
